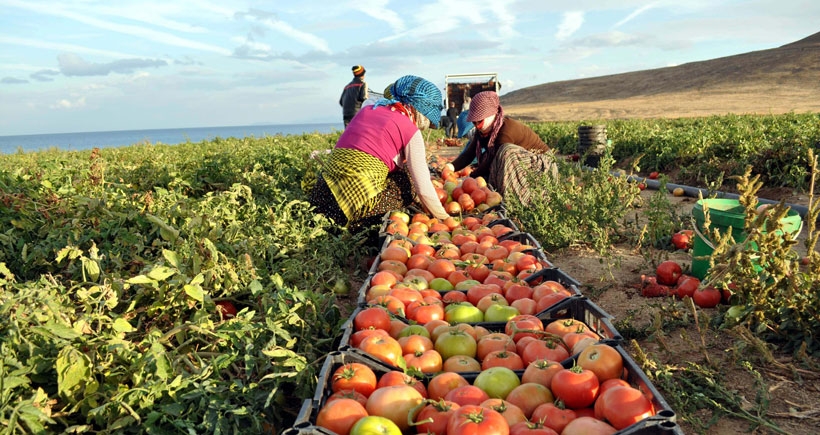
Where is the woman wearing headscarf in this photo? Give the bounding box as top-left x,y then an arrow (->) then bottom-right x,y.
310,75 -> 450,230
450,91 -> 557,205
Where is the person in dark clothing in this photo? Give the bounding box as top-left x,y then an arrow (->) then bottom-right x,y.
446,101 -> 460,138
339,65 -> 368,127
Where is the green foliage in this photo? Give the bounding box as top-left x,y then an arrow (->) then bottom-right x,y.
506,151 -> 641,254
0,133 -> 354,433
529,113 -> 820,191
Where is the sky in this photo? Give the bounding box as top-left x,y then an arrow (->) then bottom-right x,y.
0,1 -> 818,136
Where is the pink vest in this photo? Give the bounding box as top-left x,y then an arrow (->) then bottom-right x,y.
336,105 -> 418,171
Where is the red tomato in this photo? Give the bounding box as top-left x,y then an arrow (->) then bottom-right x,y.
316,398 -> 368,435
656,261 -> 682,285
522,359 -> 564,388
521,339 -> 570,366
675,275 -> 700,299
349,328 -> 390,348
671,230 -> 692,250
358,334 -> 403,366
376,370 -> 428,398
366,385 -> 424,432
561,416 -> 616,435
504,382 -> 554,419
215,300 -> 237,319
331,362 -> 378,397
544,318 -> 588,338
354,306 -> 391,331
404,349 -> 443,374
407,301 -> 445,324
505,314 -> 544,342
550,367 -> 600,409
481,350 -> 525,370
466,283 -> 503,306
476,332 -> 517,361
445,385 -> 491,407
326,389 -> 368,407
447,404 -> 510,435
594,385 -> 655,430
414,399 -> 461,435
576,344 -> 624,382
530,402 -> 577,434
480,398 -> 528,427
693,285 -> 722,308
509,421 -> 559,435
648,171 -> 659,180
428,372 -> 470,400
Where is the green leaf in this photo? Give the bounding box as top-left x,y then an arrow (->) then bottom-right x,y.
163,249 -> 181,269
81,257 -> 101,281
56,347 -> 93,404
147,265 -> 176,281
184,284 -> 204,302
127,275 -> 157,285
113,318 -> 135,333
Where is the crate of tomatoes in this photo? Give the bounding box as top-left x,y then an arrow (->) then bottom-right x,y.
298,342 -> 682,435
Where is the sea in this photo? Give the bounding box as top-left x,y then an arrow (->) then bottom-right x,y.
0,123 -> 344,155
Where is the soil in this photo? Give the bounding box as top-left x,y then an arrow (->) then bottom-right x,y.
408,143 -> 820,435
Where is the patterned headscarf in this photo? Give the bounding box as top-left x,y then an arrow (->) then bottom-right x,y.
373,75 -> 443,128
467,91 -> 505,163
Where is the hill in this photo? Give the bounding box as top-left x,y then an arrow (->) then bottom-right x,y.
501,31 -> 820,122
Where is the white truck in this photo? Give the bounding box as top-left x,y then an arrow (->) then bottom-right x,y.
444,72 -> 501,111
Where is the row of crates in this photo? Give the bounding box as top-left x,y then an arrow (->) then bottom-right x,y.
285,207 -> 684,435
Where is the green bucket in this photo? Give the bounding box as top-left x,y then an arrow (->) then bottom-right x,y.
691,199 -> 803,280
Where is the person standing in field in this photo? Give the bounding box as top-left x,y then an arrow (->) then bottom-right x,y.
450,91 -> 557,205
340,65 -> 368,127
446,101 -> 460,138
311,75 -> 449,230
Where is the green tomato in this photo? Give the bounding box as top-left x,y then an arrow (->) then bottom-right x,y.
402,275 -> 428,291
350,415 -> 402,435
435,330 -> 477,360
429,277 -> 455,291
455,279 -> 482,291
331,277 -> 351,295
473,366 -> 521,399
397,324 -> 431,338
483,304 -> 520,322
445,304 -> 484,324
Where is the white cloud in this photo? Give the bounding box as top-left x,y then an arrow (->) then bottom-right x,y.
0,36 -> 135,59
613,1 -> 661,28
50,96 -> 86,109
353,0 -> 405,32
556,11 -> 584,41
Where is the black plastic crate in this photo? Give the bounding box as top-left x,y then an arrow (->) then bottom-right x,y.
560,341 -> 683,435
524,267 -> 582,293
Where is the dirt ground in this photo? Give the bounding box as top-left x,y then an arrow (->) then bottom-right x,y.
421,142 -> 820,435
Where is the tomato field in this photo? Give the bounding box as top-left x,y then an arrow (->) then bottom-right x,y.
1,112 -> 819,434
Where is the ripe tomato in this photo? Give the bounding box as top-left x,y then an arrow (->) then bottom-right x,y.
331,362 -> 378,397
576,343 -> 624,382
561,416 -> 616,435
671,230 -> 693,250
544,318 -> 588,338
428,372 -> 470,400
349,328 -> 390,348
656,260 -> 682,285
505,314 -> 545,342
481,350 -> 525,370
675,275 -> 700,299
447,404 -> 509,435
353,306 -> 391,331
376,370 -> 427,398
358,334 -> 403,366
521,339 -> 570,366
481,398 -> 528,427
550,366 -> 600,409
327,389 -> 368,407
648,171 -> 659,179
366,385 -> 424,432
531,402 -> 577,434
504,383 -> 554,419
509,421 -> 559,435
693,285 -> 722,308
594,385 -> 655,430
215,300 -> 237,319
466,283 -> 503,306
445,385 -> 491,407
404,349 -> 443,374
414,399 -> 461,435
316,398 -> 368,435
398,333 -> 434,355
522,359 -> 564,388
443,354 -> 482,372
476,332 -> 517,361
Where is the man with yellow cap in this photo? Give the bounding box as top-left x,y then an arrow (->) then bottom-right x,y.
339,65 -> 369,127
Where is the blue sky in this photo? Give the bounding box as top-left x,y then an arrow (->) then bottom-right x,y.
0,0 -> 817,136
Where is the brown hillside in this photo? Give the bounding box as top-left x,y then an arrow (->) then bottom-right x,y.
501,31 -> 820,122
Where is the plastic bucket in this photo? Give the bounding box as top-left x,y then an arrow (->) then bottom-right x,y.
691,199 -> 802,279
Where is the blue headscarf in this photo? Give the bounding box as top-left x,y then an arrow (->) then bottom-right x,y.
456,111 -> 474,138
373,75 -> 443,127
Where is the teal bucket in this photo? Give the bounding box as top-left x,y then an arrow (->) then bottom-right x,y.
691,199 -> 802,280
